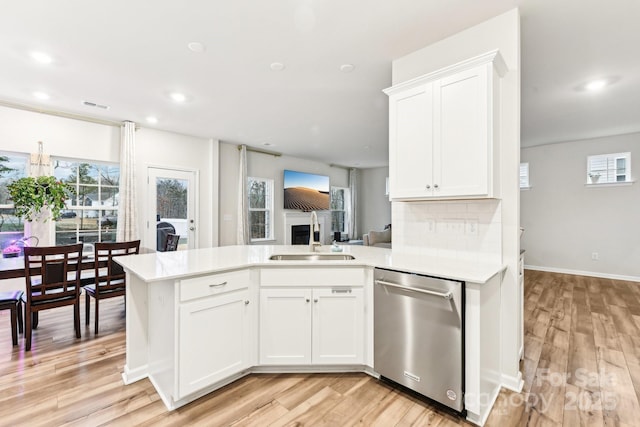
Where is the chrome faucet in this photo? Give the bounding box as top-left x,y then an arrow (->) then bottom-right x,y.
309,211 -> 321,252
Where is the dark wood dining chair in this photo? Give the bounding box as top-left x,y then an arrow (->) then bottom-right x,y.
164,233 -> 180,252
22,244 -> 83,351
84,240 -> 140,334
0,290 -> 24,346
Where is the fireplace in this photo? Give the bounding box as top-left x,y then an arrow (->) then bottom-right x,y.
284,212 -> 326,246
291,225 -> 310,245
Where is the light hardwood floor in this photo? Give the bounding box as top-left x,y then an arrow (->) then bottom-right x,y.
1,270 -> 639,426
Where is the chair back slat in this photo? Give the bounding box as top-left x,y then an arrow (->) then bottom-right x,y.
24,244 -> 83,304
93,240 -> 140,295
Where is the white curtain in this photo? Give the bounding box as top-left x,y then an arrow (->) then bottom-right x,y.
237,145 -> 250,244
117,121 -> 138,242
349,168 -> 358,240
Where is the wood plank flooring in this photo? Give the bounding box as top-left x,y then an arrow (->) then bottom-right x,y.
1,270 -> 639,426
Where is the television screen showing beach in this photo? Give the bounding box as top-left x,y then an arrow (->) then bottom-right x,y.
283,170 -> 330,210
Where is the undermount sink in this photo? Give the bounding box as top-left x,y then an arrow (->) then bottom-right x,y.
269,253 -> 356,261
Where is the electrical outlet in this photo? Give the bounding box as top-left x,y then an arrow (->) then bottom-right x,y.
591,252 -> 599,261
447,219 -> 465,235
425,219 -> 435,233
465,219 -> 479,236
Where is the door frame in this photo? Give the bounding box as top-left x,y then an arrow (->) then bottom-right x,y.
146,165 -> 199,251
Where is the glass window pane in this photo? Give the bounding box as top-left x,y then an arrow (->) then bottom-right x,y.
0,155 -> 28,205
249,180 -> 266,209
332,211 -> 345,232
0,208 -> 23,232
156,179 -> 188,219
249,210 -> 266,239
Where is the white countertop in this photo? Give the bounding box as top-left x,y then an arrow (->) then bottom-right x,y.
116,245 -> 505,284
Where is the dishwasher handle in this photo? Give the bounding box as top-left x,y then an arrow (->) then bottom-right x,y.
375,279 -> 453,300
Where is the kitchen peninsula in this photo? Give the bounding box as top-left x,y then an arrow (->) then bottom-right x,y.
117,245 -> 505,425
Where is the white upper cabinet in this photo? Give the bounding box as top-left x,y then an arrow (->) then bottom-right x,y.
385,50 -> 507,200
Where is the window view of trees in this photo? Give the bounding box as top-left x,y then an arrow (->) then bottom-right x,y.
53,159 -> 120,245
331,187 -> 348,233
0,154 -> 27,233
248,178 -> 272,240
156,179 -> 188,219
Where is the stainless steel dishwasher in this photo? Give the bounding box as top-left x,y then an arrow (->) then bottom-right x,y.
374,267 -> 464,412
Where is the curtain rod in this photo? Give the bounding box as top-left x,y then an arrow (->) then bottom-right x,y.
329,164 -> 355,170
238,144 -> 282,157
0,99 -> 125,128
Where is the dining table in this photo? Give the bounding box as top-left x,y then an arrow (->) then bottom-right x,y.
0,254 -> 102,283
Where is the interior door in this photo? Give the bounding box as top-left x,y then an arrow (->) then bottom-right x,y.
147,167 -> 197,251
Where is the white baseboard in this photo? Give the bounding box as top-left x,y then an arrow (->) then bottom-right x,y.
501,371 -> 524,393
122,364 -> 148,385
525,264 -> 640,283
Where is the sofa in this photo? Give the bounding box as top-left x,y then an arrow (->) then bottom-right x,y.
363,225 -> 391,248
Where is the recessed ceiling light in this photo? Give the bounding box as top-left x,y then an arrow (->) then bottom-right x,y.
170,92 -> 187,102
270,62 -> 285,71
146,116 -> 158,124
585,79 -> 607,91
30,51 -> 52,64
33,91 -> 49,100
187,42 -> 206,53
340,64 -> 355,73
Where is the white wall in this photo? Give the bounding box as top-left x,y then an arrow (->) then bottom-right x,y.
522,132 -> 640,280
0,105 -> 217,254
390,8 -> 522,391
218,142 -> 349,246
358,167 -> 391,239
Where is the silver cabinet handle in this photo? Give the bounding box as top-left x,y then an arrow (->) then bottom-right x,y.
209,281 -> 228,287
434,184 -> 439,189
314,298 -> 318,303
426,184 -> 431,189
244,300 -> 250,305
305,298 -> 310,303
375,279 -> 452,300
332,289 -> 352,294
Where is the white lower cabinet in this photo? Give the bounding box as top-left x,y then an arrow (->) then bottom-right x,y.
177,289 -> 254,399
312,288 -> 364,364
259,287 -> 364,365
259,288 -> 312,364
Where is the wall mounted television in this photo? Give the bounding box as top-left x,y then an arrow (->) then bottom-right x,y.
283,169 -> 330,211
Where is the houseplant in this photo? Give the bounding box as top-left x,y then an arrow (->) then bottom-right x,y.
7,176 -> 75,222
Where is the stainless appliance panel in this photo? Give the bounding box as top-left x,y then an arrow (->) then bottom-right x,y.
374,268 -> 463,412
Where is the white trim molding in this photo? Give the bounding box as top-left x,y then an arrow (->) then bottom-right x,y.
525,265 -> 640,283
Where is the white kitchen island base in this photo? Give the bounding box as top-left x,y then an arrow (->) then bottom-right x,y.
117,245 -> 510,426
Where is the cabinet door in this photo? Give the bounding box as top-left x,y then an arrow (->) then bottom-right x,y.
312,288 -> 364,364
434,65 -> 490,197
389,83 -> 434,199
259,288 -> 312,365
178,289 -> 252,399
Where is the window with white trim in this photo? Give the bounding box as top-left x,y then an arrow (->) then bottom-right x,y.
53,159 -> 120,245
330,186 -> 351,234
0,153 -> 28,254
587,152 -> 631,184
519,162 -> 530,189
248,177 -> 273,241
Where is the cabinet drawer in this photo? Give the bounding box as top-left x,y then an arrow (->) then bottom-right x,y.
260,267 -> 365,287
180,269 -> 250,302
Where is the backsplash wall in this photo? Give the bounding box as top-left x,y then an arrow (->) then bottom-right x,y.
392,199 -> 502,264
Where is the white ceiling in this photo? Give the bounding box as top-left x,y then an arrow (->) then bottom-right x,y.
1,1 -> 639,168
